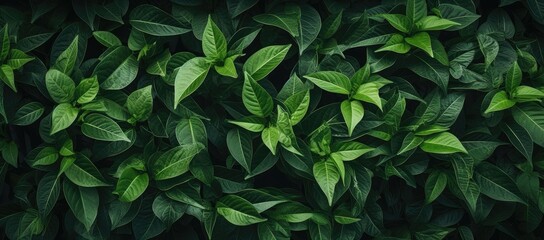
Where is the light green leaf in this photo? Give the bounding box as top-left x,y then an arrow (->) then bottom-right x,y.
7,49 -> 34,70
243,44 -> 291,81
304,71 -> 351,95
217,195 -> 267,226
331,141 -> 373,161
127,85 -> 153,122
174,57 -> 211,108
353,82 -> 384,110
376,34 -> 411,54
74,76 -> 99,104
505,61 -> 521,93
228,116 -> 266,133
129,4 -> 190,36
485,90 -> 515,114
405,32 -> 433,57
416,16 -> 461,31
0,64 -> 15,92
381,14 -> 412,33
420,132 -> 467,154
511,86 -> 544,102
152,143 -> 205,180
242,72 -> 274,117
284,90 -> 310,125
114,168 -> 149,202
51,103 -> 78,135
214,54 -> 239,78
202,15 -> 227,60
262,126 -> 280,155
45,69 -> 75,103
340,100 -> 364,136
81,113 -> 130,142
313,158 -> 340,206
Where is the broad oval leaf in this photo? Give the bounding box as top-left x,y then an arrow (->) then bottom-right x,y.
216,195 -> 267,226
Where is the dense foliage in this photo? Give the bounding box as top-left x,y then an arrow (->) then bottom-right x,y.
1,0 -> 544,239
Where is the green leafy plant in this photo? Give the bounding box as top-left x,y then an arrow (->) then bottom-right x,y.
1,0 -> 544,239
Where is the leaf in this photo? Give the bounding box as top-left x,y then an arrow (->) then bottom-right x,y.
406,54 -> 449,92
63,179 -> 99,230
477,34 -> 499,68
227,128 -> 253,172
227,0 -> 259,18
146,50 -> 170,77
527,0 -> 544,24
174,57 -> 211,107
380,14 -> 412,33
7,49 -> 34,70
416,16 -> 461,31
353,82 -> 384,110
74,76 -> 99,104
406,0 -> 427,22
331,141 -> 373,161
152,194 -> 186,226
114,168 -> 149,202
52,35 -> 78,75
228,116 -> 266,132
12,102 -> 44,126
512,104 -> 544,147
398,132 -> 424,155
474,162 -> 526,204
284,90 -> 310,125
262,127 -> 280,155
438,4 -> 480,31
484,90 -> 515,114
176,117 -> 208,146
435,92 -> 465,127
243,44 -> 291,81
295,4 -> 321,55
425,171 -> 447,203
81,113 -> 130,142
253,8 -> 300,37
50,103 -> 78,135
313,159 -> 340,206
152,143 -> 205,180
376,34 -> 411,54
0,64 -> 14,92
65,154 -> 109,187
29,147 -> 58,167
304,71 -> 351,95
93,46 -> 139,90
129,4 -> 190,36
72,0 -> 96,30
45,69 -> 75,103
340,100 -> 364,136
216,195 -> 267,226
214,54 -> 239,78
202,15 -> 227,60
405,32 -> 433,57
420,132 -> 467,154
93,31 -> 122,48
511,86 -> 544,102
242,72 -> 274,117
502,122 -> 533,161
37,172 -> 61,216
127,85 -> 153,122
0,24 -> 9,62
